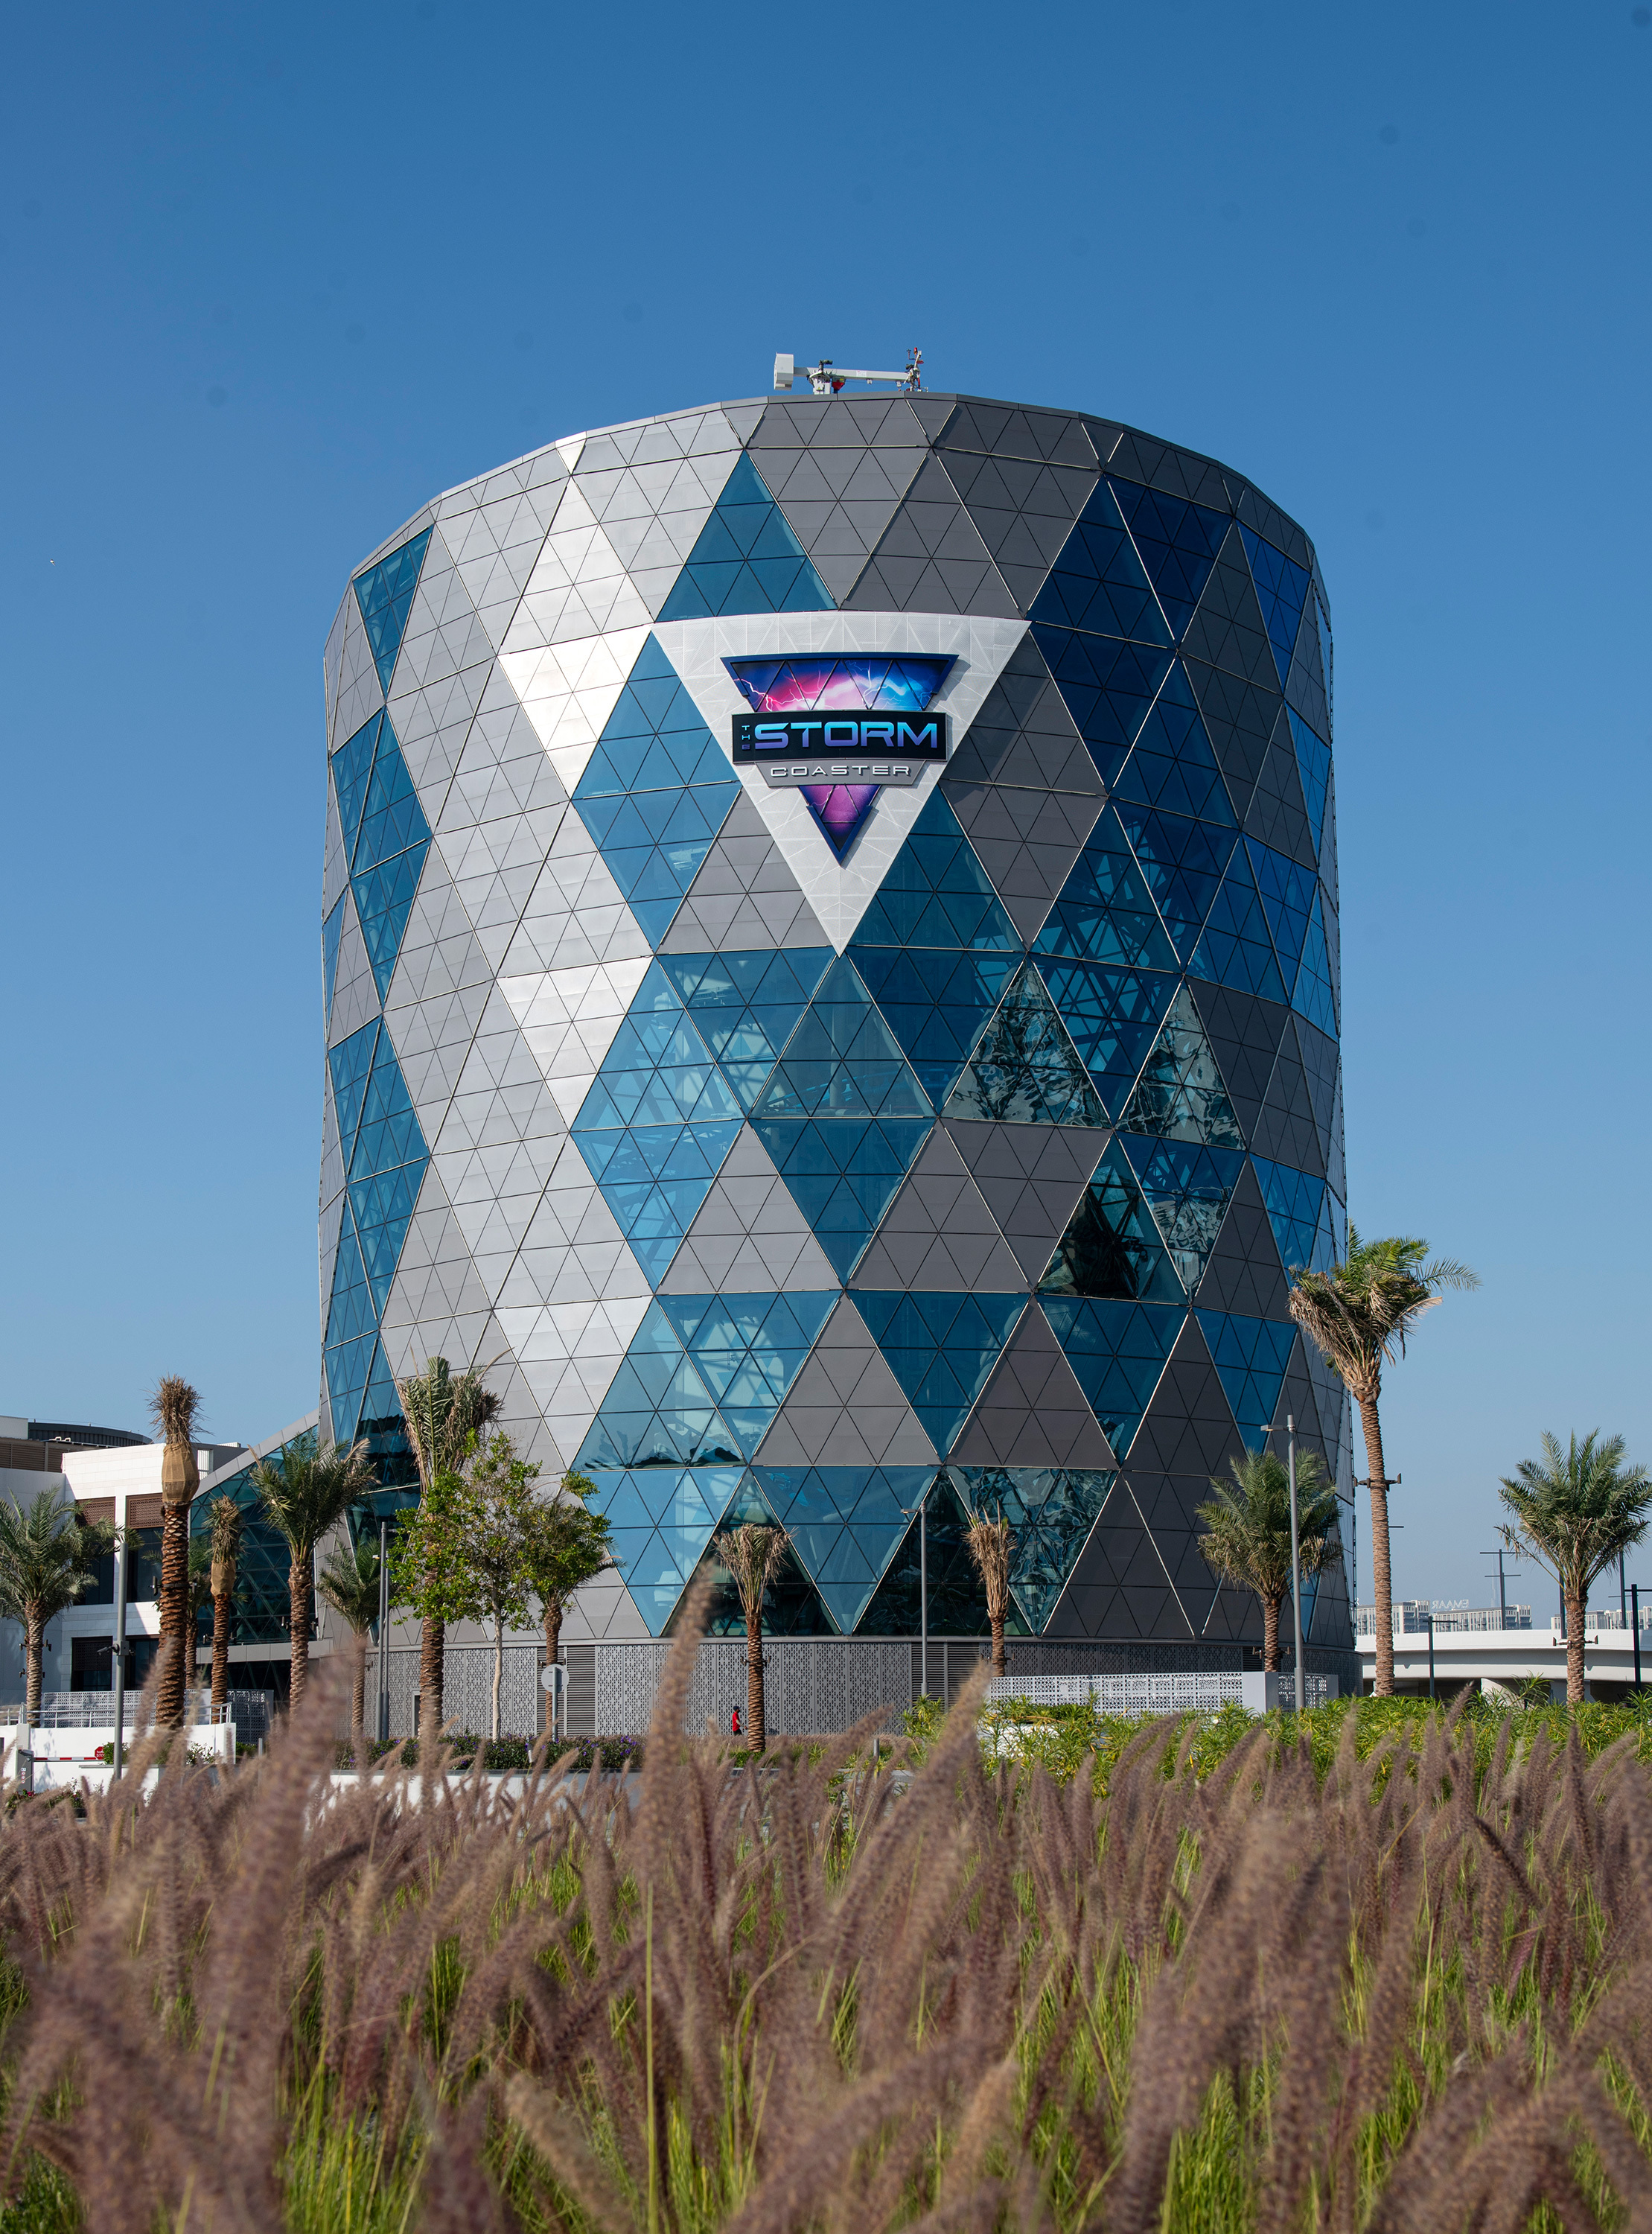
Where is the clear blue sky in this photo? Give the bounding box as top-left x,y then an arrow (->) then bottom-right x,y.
4,1 -> 1647,1610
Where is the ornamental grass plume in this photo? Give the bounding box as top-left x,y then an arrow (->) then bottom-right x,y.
4,1631 -> 1652,2227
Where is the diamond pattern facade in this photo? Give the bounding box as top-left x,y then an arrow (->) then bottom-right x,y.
319,394 -> 1350,1662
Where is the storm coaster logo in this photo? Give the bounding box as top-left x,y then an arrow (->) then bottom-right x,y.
724,655 -> 954,859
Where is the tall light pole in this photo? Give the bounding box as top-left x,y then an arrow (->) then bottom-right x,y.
1286,1415 -> 1304,1709
376,1516 -> 389,1743
111,1521 -> 128,1778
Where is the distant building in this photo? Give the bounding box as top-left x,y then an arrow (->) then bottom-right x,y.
1355,1602 -> 1650,1702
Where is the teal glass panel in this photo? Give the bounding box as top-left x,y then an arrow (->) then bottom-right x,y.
853,1474 -> 1014,1636
852,945 -> 1018,1107
1292,894 -> 1339,1041
1117,1134 -> 1246,1294
1027,478 -> 1170,645
327,1021 -> 380,1165
950,1465 -> 1118,1632
1195,1309 -> 1297,1446
1112,804 -> 1238,964
323,1330 -> 375,1447
575,1305 -> 742,1471
754,1465 -> 924,1633
657,948 -> 832,1112
322,894 -> 345,1028
355,1343 -> 418,1498
190,1433 -> 316,1646
682,1498 -> 839,1638
1187,853 -> 1288,1002
1313,593 -> 1334,734
943,961 -> 1107,1125
657,1291 -> 837,1457
1111,663 -> 1237,827
578,637 -> 730,794
1117,983 -> 1244,1148
331,712 -> 381,863
1039,1296 -> 1185,1458
849,788 -> 1018,951
575,784 -> 741,945
1036,961 -> 1179,1115
570,1118 -> 743,1282
1238,525 -> 1311,690
1028,626 -> 1173,786
1037,1140 -> 1184,1303
352,716 -> 431,876
1251,1155 -> 1324,1276
855,1291 -> 1027,1455
348,1162 -> 424,1311
1031,805 -> 1178,971
1246,840 -> 1316,982
353,527 -> 433,691
323,1212 -> 374,1350
351,839 -> 429,1001
1108,481 -> 1229,638
749,953 -> 930,1119
575,963 -> 743,1130
656,454 -> 832,620
751,1116 -> 933,1280
1316,1189 -> 1347,1274
349,1027 -> 428,1180
1286,708 -> 1330,853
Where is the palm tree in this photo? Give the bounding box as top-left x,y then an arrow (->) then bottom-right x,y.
1196,1448 -> 1341,1672
207,1496 -> 242,1710
520,1468 -> 614,1683
150,1376 -> 202,1728
962,1505 -> 1015,1678
393,1356 -> 501,1748
1288,1231 -> 1478,1695
712,1523 -> 788,1752
1497,1432 -> 1652,1705
0,1492 -> 113,1727
318,1535 -> 384,1760
251,1433 -> 374,1708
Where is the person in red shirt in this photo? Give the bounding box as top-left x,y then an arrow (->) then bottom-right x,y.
730,1707 -> 742,1739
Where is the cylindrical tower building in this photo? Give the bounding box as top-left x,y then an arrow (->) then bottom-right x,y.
318,390 -> 1352,1687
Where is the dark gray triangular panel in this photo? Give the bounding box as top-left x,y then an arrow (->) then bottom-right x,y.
1125,1314 -> 1244,1480
754,1296 -> 937,1466
1193,1161 -> 1292,1320
1186,661 -> 1279,819
850,1124 -> 1026,1291
656,1122 -> 841,1292
1181,523 -> 1278,690
943,1121 -> 1108,1283
945,633 -> 1100,792
1250,1018 -> 1324,1177
1184,981 -> 1290,1142
1243,709 -> 1317,869
657,789 -> 829,952
948,1301 -> 1116,1467
938,447 -> 1098,609
843,455 -> 1020,617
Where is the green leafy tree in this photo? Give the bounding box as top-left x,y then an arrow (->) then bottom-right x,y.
1196,1448 -> 1342,1672
150,1375 -> 202,1728
520,1469 -> 614,1672
388,1469 -> 485,1754
1498,1432 -> 1652,1705
712,1524 -> 788,1752
206,1496 -> 243,1709
251,1432 -> 374,1708
962,1505 -> 1015,1678
393,1357 -> 501,1747
1288,1230 -> 1478,1695
468,1433 -> 543,1742
0,1491 -> 113,1726
318,1534 -> 386,1753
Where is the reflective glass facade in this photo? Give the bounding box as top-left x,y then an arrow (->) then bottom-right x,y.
319,394 -> 1350,1657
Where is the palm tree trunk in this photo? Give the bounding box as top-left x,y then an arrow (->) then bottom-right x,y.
420,1614 -> 444,1760
1356,1391 -> 1394,1696
290,1557 -> 312,1708
491,1614 -> 503,1744
1566,1582 -> 1586,1706
156,1503 -> 191,1729
990,1607 -> 1007,1679
351,1632 -> 368,1768
25,1611 -> 43,1730
1263,1593 -> 1281,1672
185,1606 -> 199,1690
211,1591 -> 231,1708
746,1603 -> 765,1754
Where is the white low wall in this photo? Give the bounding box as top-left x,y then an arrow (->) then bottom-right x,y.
983,1672 -> 1339,1715
6,1723 -> 234,1794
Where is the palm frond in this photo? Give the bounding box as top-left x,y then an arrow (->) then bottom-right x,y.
149,1376 -> 202,1445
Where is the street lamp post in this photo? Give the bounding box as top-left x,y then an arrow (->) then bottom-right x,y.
1286,1416 -> 1304,1710
111,1521 -> 128,1778
376,1517 -> 389,1743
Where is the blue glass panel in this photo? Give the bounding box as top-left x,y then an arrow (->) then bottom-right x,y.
350,1028 -> 429,1180
1292,894 -> 1339,1041
1110,663 -> 1237,827
1113,803 -> 1238,963
322,1330 -> 377,1448
752,1116 -> 933,1280
348,1161 -> 425,1311
855,1292 -> 1026,1455
353,528 -> 433,692
942,961 -> 1108,1125
1195,1309 -> 1298,1446
351,838 -> 429,1002
1108,481 -> 1229,639
331,713 -> 382,862
657,454 -> 832,620
1238,525 -> 1311,691
1028,626 -> 1173,786
323,1211 -> 375,1349
1027,478 -> 1171,646
1286,708 -> 1330,853
585,1466 -> 746,1633
657,948 -> 832,1112
570,1118 -> 744,1282
322,894 -> 345,1028
353,717 -> 432,876
1035,961 -> 1179,1115
849,789 -> 1019,952
575,783 -> 741,946
328,1022 -> 380,1165
852,945 -> 1018,1107
578,638 -> 730,794
1117,1134 -> 1246,1293
1118,984 -> 1244,1148
655,1290 -> 837,1457
1187,853 -> 1288,1002
575,1305 -> 742,1470
749,953 -> 930,1120
1031,806 -> 1178,971
574,963 -> 744,1130
1037,1139 -> 1184,1302
1318,1189 -> 1347,1273
754,1464 -> 930,1634
1246,840 -> 1316,983
1251,1154 -> 1325,1276
1313,593 -> 1333,735
1039,1298 -> 1184,1458
950,1466 -> 1118,1632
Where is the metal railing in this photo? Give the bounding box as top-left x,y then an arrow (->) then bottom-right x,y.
1355,1605 -> 1532,1636
0,1690 -> 273,1738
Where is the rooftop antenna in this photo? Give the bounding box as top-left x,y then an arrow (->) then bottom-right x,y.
774,346 -> 923,396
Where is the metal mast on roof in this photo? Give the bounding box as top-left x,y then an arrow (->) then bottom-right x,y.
774,347 -> 923,395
